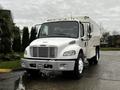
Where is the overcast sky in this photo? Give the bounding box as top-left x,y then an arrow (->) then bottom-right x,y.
0,0 -> 120,33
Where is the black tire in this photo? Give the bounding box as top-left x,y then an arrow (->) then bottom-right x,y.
62,71 -> 73,77
93,46 -> 100,65
88,58 -> 93,65
26,69 -> 40,76
88,46 -> 100,65
73,51 -> 84,79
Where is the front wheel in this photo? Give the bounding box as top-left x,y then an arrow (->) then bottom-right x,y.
73,52 -> 84,79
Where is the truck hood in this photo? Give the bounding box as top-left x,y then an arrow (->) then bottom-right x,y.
30,38 -> 77,47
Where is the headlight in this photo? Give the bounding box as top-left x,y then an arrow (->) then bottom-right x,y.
63,50 -> 76,56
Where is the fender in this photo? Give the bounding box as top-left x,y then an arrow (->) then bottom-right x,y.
24,46 -> 31,58
58,44 -> 83,59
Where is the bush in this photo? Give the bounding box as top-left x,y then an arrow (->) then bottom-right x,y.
0,53 -> 21,61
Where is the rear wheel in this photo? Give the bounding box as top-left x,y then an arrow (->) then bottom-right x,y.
93,46 -> 100,65
88,46 -> 100,65
88,59 -> 93,65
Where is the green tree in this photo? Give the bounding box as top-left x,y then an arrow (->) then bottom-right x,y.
0,10 -> 14,36
21,27 -> 29,52
107,35 -> 113,47
101,32 -> 110,47
112,35 -> 120,47
29,27 -> 37,43
12,26 -> 21,52
0,19 -> 12,54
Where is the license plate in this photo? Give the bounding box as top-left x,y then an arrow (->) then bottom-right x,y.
37,64 -> 43,69
44,64 -> 53,69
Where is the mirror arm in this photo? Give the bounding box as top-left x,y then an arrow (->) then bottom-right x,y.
81,37 -> 87,41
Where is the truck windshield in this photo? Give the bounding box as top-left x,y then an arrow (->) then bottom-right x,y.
38,21 -> 79,38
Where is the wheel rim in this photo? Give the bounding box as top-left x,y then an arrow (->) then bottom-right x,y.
78,58 -> 83,74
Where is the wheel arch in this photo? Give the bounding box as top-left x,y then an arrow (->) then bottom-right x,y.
77,49 -> 84,58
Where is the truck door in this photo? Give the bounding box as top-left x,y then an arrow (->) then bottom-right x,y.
80,22 -> 92,57
79,22 -> 87,56
83,23 -> 93,59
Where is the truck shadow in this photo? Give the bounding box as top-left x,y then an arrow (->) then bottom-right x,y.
14,64 -> 101,90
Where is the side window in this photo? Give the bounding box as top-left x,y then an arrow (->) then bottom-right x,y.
80,23 -> 84,37
87,24 -> 92,38
39,25 -> 48,37
90,24 -> 93,32
42,25 -> 48,35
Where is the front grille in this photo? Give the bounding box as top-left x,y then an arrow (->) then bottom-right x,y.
30,46 -> 57,58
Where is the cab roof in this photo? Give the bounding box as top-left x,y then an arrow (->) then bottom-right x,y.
46,16 -> 91,23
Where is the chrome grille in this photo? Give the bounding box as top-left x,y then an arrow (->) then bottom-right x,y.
30,46 -> 57,58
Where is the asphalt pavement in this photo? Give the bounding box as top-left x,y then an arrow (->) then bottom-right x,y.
0,51 -> 120,90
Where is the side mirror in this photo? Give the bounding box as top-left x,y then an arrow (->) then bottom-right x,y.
87,25 -> 92,38
87,33 -> 92,38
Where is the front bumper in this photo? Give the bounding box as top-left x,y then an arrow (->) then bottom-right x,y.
21,58 -> 75,71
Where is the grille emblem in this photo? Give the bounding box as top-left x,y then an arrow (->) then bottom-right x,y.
40,45 -> 46,47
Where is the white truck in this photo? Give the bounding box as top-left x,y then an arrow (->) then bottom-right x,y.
21,16 -> 101,79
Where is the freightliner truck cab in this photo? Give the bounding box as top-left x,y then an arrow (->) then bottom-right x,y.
21,16 -> 101,79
